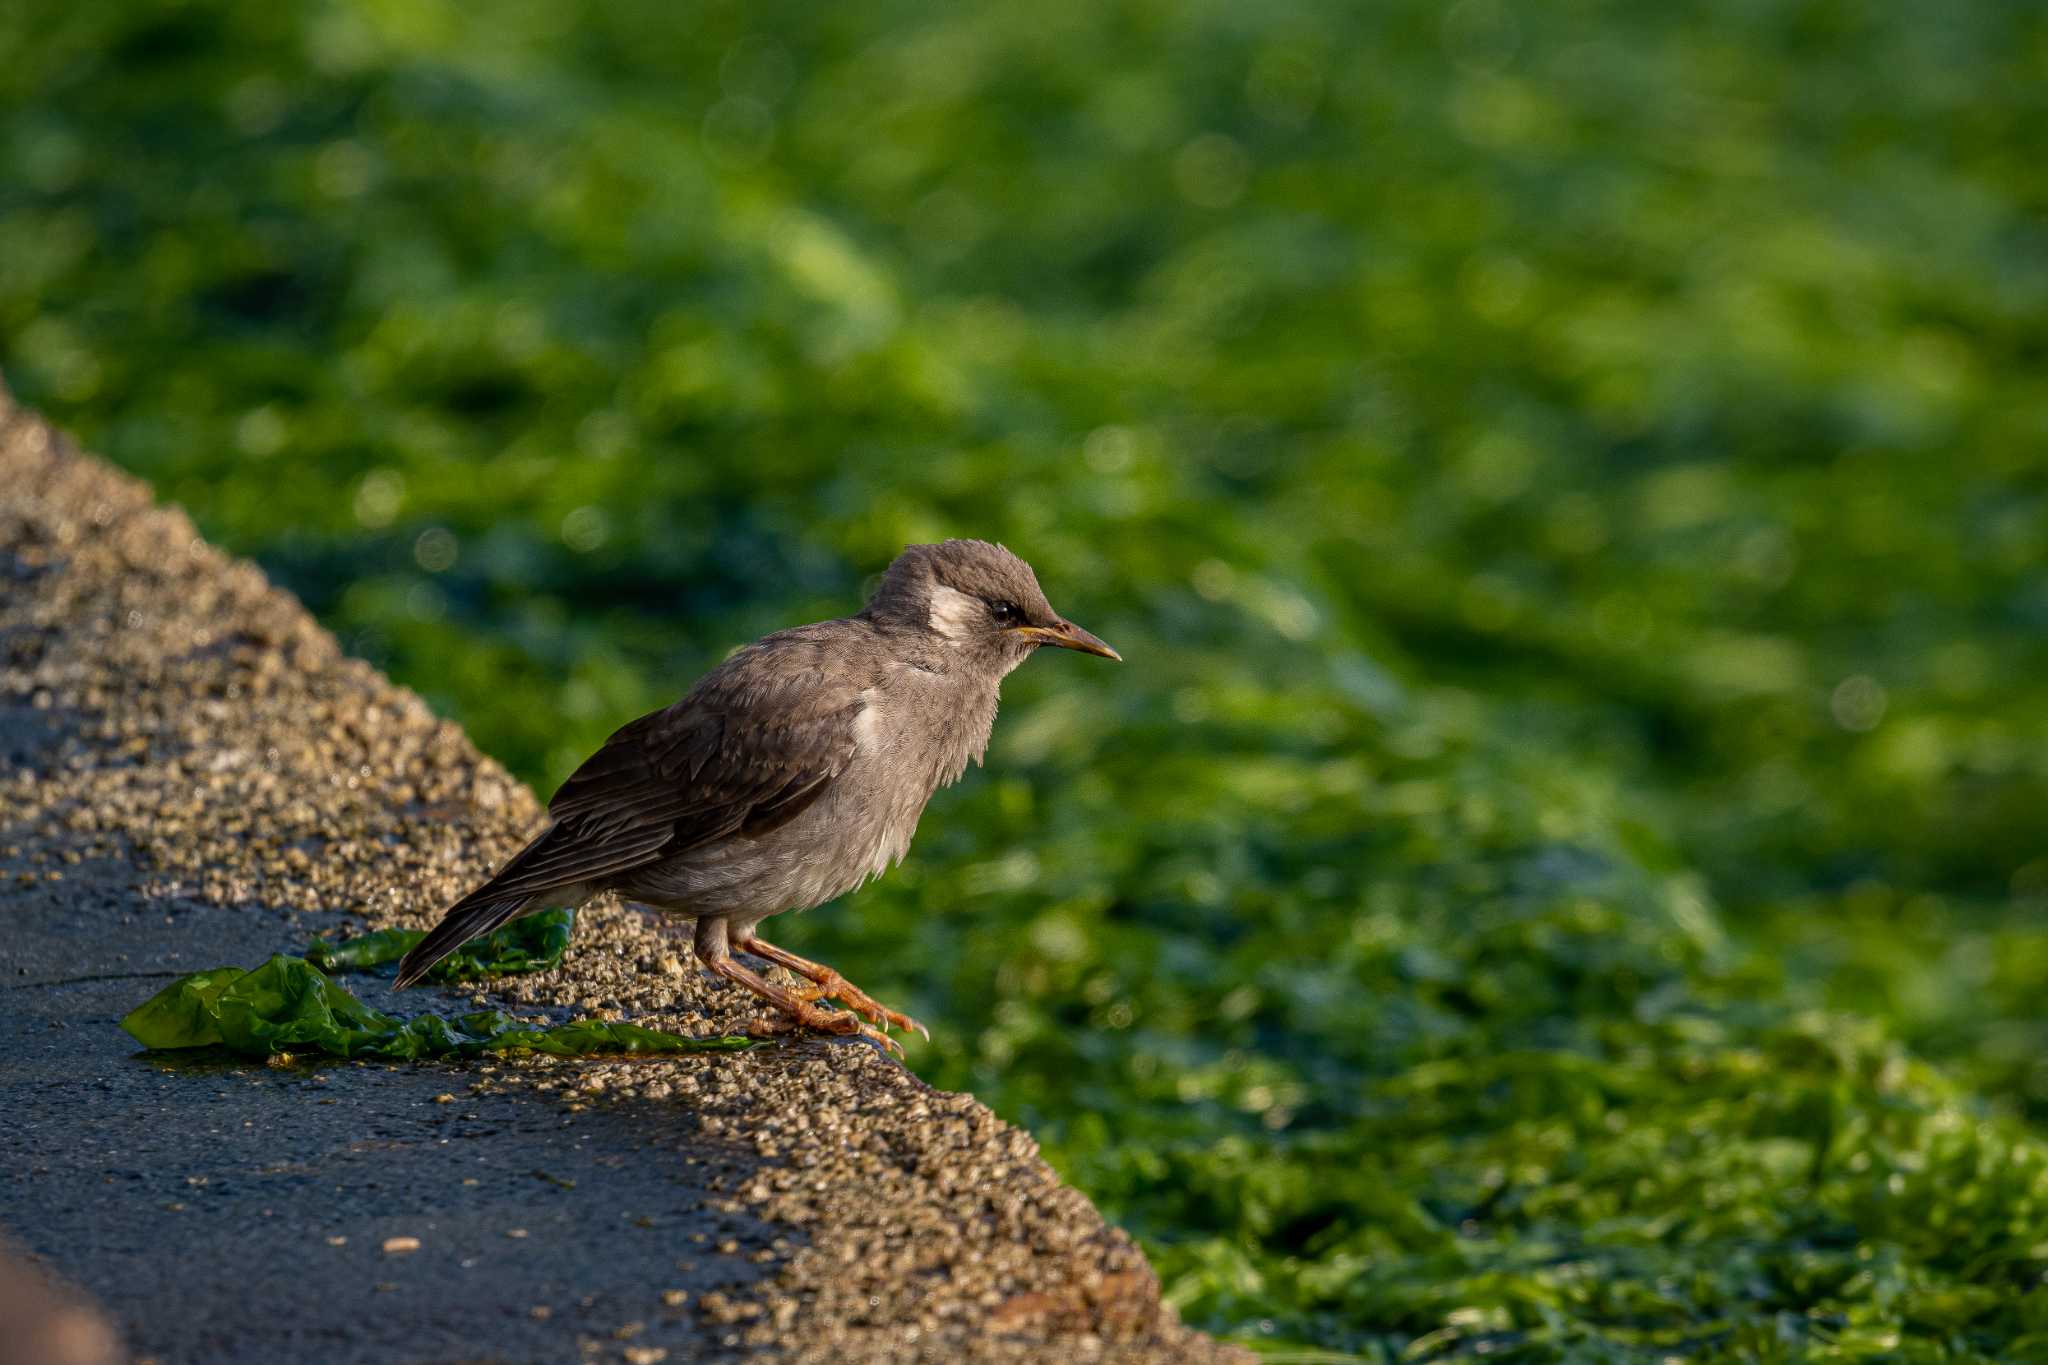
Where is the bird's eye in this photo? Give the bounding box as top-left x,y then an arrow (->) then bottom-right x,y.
989,600 -> 1021,624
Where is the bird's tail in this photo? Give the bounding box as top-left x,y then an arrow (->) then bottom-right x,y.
394,892 -> 535,989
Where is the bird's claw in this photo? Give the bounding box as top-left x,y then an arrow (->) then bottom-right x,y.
849,999 -> 926,1044
788,973 -> 925,1043
864,1024 -> 906,1059
749,1005 -> 904,1059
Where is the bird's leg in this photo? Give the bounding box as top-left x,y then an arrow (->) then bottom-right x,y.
693,918 -> 902,1057
734,934 -> 929,1042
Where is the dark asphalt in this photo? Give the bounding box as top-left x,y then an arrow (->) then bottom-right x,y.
2,860 -> 779,1364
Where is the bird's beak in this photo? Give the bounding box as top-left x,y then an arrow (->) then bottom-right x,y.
1013,620 -> 1121,661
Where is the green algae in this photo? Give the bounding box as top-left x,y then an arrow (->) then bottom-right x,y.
306,907 -> 575,981
122,952 -> 751,1061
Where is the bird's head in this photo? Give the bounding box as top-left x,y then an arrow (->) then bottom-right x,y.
868,539 -> 1119,674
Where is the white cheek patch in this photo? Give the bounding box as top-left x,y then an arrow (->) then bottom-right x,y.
926,585 -> 983,642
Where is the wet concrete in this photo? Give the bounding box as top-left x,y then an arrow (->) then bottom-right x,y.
0,380 -> 1248,1364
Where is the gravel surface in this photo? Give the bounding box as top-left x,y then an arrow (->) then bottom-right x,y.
0,382 -> 1248,1365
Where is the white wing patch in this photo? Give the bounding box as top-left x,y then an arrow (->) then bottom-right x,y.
852,688 -> 883,755
926,585 -> 983,641
863,830 -> 905,886
852,686 -> 910,886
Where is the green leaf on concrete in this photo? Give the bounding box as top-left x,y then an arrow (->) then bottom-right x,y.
121,955 -> 751,1060
305,908 -> 576,981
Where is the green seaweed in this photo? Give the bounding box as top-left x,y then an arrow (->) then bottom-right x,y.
13,0 -> 2048,1355
121,956 -> 751,1060
306,907 -> 575,980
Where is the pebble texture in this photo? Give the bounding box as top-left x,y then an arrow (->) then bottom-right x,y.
0,381 -> 1247,1365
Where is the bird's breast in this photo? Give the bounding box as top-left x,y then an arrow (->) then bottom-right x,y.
858,673 -> 998,794
632,670 -> 1000,920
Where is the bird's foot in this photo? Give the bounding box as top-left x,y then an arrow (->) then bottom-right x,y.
735,934 -> 929,1043
787,974 -> 929,1043
747,1001 -> 904,1059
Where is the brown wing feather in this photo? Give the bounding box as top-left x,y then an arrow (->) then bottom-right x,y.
454,627 -> 868,905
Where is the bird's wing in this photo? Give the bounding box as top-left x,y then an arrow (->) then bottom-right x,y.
469,629 -> 869,903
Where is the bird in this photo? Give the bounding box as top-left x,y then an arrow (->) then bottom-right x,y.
394,539 -> 1119,1053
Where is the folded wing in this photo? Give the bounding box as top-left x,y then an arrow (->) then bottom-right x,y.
394,628 -> 866,986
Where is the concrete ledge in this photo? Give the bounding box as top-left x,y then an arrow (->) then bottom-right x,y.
0,382 -> 1246,1364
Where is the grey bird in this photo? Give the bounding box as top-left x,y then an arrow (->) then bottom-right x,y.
395,539 -> 1119,1052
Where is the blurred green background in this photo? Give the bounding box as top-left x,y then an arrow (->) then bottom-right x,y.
6,0 -> 2048,1358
